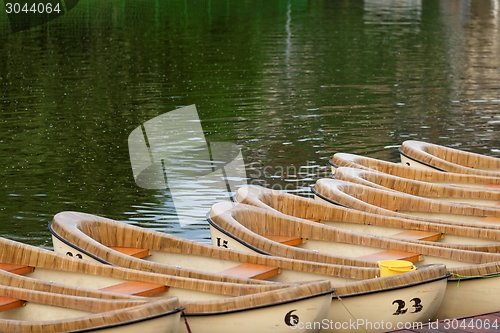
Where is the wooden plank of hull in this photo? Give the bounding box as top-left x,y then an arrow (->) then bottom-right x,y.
313,178 -> 500,235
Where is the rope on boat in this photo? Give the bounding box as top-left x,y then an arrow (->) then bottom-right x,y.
181,311 -> 192,333
449,272 -> 500,288
332,289 -> 369,333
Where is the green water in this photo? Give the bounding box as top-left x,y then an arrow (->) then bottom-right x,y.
1,0 -> 499,247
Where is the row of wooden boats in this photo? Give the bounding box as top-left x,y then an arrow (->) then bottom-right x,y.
1,222 -> 335,332
3,139 -> 499,332
2,208 -> 448,332
206,140 -> 500,328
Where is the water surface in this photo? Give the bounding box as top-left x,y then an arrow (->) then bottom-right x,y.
1,0 -> 499,247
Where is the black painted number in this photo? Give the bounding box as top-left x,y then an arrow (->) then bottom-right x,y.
284,309 -> 299,326
392,298 -> 423,315
216,237 -> 228,248
66,251 -> 83,259
392,300 -> 407,315
410,298 -> 423,313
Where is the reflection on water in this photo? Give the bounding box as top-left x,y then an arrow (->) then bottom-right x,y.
440,0 -> 500,153
1,0 -> 500,247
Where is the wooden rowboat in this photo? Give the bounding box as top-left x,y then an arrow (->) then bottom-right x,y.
208,201 -> 500,320
47,212 -> 446,331
209,201 -> 500,319
0,236 -> 333,333
50,211 -> 379,280
0,285 -> 181,333
235,185 -> 500,251
399,140 -> 500,176
330,152 -> 500,189
334,166 -> 500,207
312,178 -> 500,237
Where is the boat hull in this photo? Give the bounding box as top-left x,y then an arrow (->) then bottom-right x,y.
400,153 -> 439,171
181,292 -> 332,333
327,277 -> 446,333
52,234 -> 108,263
434,275 -> 500,320
1,309 -> 179,333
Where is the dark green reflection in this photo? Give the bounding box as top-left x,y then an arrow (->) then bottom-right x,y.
2,0 -> 498,246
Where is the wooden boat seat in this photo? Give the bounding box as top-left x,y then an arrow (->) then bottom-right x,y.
0,263 -> 33,312
356,250 -> 422,263
0,296 -> 25,312
263,235 -> 305,246
391,230 -> 444,242
0,263 -> 35,275
99,281 -> 169,297
108,246 -> 150,259
218,263 -> 281,280
479,217 -> 500,224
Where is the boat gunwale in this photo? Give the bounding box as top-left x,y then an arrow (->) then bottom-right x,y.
48,221 -> 111,265
399,140 -> 500,175
330,272 -> 450,299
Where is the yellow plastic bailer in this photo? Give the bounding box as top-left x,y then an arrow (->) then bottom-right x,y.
378,260 -> 416,277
